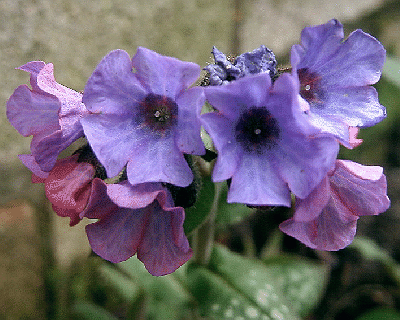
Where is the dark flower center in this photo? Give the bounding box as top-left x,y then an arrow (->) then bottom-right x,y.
235,108 -> 280,153
297,68 -> 323,104
139,93 -> 178,134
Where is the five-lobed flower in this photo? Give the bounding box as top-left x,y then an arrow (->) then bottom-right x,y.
201,72 -> 339,206
291,19 -> 387,147
80,47 -> 206,188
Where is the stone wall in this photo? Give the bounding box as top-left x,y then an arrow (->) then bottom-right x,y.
0,0 -> 393,319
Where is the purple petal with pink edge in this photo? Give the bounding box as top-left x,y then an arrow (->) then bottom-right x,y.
27,62 -> 88,144
132,47 -> 201,99
279,200 -> 359,251
175,87 -> 206,155
200,113 -> 239,182
18,154 -> 49,179
126,135 -> 194,187
275,135 -> 339,200
318,86 -> 386,128
6,85 -> 60,137
106,181 -> 164,209
86,206 -> 146,263
330,160 -> 390,216
83,49 -> 147,114
137,203 -> 192,276
45,155 -> 95,212
293,176 -> 331,222
228,154 -> 291,206
307,111 -> 350,146
18,61 -> 47,92
31,130 -> 63,172
80,113 -> 143,178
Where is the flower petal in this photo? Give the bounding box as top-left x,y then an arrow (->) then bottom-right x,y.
45,155 -> 95,212
175,87 -> 206,155
18,154 -> 49,180
280,201 -> 359,251
276,135 -> 339,199
201,113 -> 239,181
106,181 -> 164,209
126,136 -> 193,187
137,197 -> 192,276
228,154 -> 291,206
83,49 -> 147,114
80,113 -> 141,178
330,160 -> 390,216
6,84 -> 60,137
86,206 -> 146,263
132,47 -> 201,99
293,176 -> 331,222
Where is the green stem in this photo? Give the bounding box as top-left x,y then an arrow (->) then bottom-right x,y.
192,182 -> 224,265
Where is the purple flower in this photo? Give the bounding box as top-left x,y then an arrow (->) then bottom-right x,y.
81,48 -> 205,187
81,180 -> 192,276
201,72 -> 339,206
280,160 -> 390,250
6,62 -> 88,171
204,46 -> 277,85
291,19 -> 386,147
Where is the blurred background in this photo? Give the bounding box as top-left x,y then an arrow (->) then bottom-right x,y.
1,0 -> 400,319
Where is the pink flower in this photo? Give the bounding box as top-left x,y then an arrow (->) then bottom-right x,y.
20,154 -> 96,226
280,160 -> 390,250
7,61 -> 88,172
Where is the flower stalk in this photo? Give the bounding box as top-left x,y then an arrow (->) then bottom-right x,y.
192,182 -> 224,266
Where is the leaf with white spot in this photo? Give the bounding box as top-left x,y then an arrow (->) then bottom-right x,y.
187,245 -> 300,319
262,255 -> 329,317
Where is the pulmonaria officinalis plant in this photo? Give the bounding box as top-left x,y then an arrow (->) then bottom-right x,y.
6,19 -> 390,277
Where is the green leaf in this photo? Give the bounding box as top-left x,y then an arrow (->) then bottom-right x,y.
349,236 -> 400,286
216,182 -> 255,226
117,256 -> 195,320
383,55 -> 400,88
262,255 -> 329,317
356,308 -> 400,320
184,175 -> 215,235
187,245 -> 300,319
100,264 -> 140,302
71,302 -> 119,320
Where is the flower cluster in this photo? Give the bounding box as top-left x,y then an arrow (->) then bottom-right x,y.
7,19 -> 390,275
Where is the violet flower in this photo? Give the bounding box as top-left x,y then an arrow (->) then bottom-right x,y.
7,62 -> 88,171
201,72 -> 339,206
279,160 -> 390,250
204,45 -> 277,85
81,180 -> 192,276
291,19 -> 386,147
81,48 -> 205,187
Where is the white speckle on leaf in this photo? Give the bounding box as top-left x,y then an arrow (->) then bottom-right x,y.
271,308 -> 284,319
211,303 -> 220,311
257,289 -> 269,306
246,306 -> 259,318
224,307 -> 233,318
